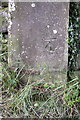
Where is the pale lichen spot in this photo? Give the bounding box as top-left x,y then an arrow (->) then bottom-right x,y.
35,46 -> 37,48
31,3 -> 35,8
18,29 -> 20,31
47,25 -> 50,28
60,34 -> 62,37
64,8 -> 66,12
53,30 -> 57,34
21,51 -> 25,54
18,24 -> 20,27
22,46 -> 24,48
55,47 -> 58,50
26,56 -> 28,58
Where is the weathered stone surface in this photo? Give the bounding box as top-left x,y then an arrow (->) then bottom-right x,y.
9,2 -> 69,82
0,5 -> 8,33
76,54 -> 80,70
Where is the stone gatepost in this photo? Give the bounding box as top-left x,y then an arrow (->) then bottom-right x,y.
8,2 -> 69,83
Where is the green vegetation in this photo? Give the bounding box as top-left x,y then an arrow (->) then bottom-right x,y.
1,62 -> 80,118
68,2 -> 80,71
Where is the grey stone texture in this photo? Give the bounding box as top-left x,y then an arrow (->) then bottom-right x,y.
8,2 -> 69,83
9,2 -> 69,73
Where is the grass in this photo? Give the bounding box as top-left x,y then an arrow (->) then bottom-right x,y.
1,63 -> 80,118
